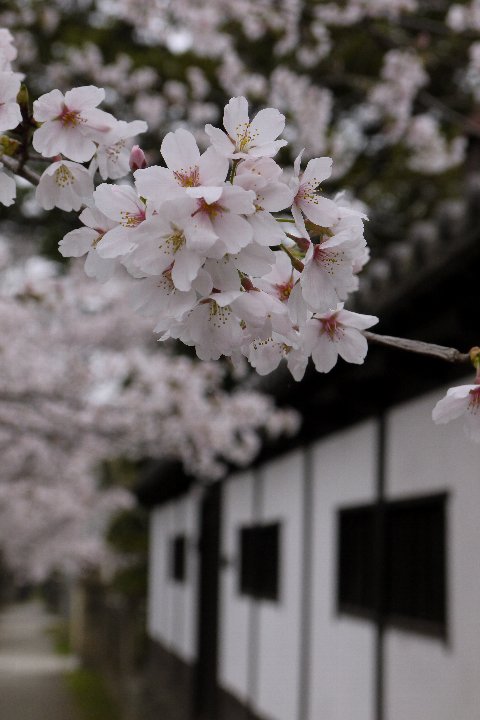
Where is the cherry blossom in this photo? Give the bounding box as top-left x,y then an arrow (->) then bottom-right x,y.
93,183 -> 146,257
128,201 -> 209,291
0,242 -> 300,580
134,128 -> 228,209
59,206 -> 117,282
300,305 -> 378,373
432,384 -> 480,442
291,152 -> 339,236
33,85 -> 118,162
0,168 -> 16,207
205,95 -> 287,159
0,70 -> 22,132
0,28 -> 17,71
91,119 -> 148,180
35,160 -> 94,211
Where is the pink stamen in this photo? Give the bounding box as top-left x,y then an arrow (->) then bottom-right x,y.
320,313 -> 342,340
468,387 -> 480,413
58,105 -> 83,127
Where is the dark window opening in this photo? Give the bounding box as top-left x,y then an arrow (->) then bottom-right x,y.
337,493 -> 447,636
239,522 -> 280,601
338,506 -> 376,616
385,495 -> 446,630
169,534 -> 187,582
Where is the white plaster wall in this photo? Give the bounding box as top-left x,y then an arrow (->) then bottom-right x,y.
169,493 -> 198,661
309,420 -> 378,720
254,451 -> 304,720
218,471 -> 255,703
147,505 -> 174,647
385,384 -> 480,720
147,495 -> 198,662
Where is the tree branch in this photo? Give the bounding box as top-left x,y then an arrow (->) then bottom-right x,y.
0,154 -> 41,186
363,331 -> 471,364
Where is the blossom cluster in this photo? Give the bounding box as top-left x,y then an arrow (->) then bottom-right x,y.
0,242 -> 300,581
32,88 -> 376,380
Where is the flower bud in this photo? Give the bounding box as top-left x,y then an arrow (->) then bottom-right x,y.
0,135 -> 21,157
129,145 -> 147,172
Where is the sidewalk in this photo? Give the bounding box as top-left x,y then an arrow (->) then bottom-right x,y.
0,600 -> 80,720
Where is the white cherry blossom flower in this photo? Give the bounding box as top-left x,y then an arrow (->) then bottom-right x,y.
92,119 -> 148,180
202,244 -> 276,294
231,288 -> 289,340
0,71 -> 22,132
128,201 -> 208,292
245,336 -> 286,376
234,157 -> 294,245
35,160 -> 94,212
0,168 -> 16,207
188,184 -> 256,256
0,29 -> 17,71
256,250 -> 307,324
59,206 -> 117,283
134,128 -> 228,209
300,305 -> 378,373
93,183 -> 146,257
432,384 -> 480,441
168,291 -> 244,361
33,86 -> 118,162
131,274 -> 198,323
244,334 -> 307,380
299,231 -> 362,313
205,96 -> 287,159
291,151 -> 339,236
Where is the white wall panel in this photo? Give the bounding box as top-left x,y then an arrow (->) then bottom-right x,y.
309,420 -> 377,720
218,471 -> 255,703
147,505 -> 174,647
169,493 -> 199,661
147,495 -> 198,662
385,385 -> 480,720
254,451 -> 304,720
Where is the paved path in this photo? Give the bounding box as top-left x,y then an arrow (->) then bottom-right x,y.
0,600 -> 80,720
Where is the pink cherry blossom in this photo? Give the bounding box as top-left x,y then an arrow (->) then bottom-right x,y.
300,232 -> 362,313
300,305 -> 378,373
205,96 -> 287,159
188,184 -> 256,256
129,144 -> 147,172
93,183 -> 147,257
234,157 -> 294,245
128,200 -> 209,291
33,85 -> 119,162
134,128 -> 228,209
168,291 -> 244,361
432,384 -> 480,441
92,119 -> 148,180
291,151 -> 340,235
59,206 -> 117,283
